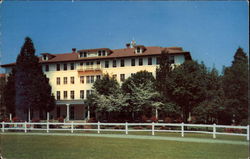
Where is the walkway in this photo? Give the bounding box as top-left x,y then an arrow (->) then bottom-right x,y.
1,132 -> 248,146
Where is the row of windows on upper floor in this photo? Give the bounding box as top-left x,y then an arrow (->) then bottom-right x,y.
56,90 -> 94,100
44,56 -> 175,72
79,50 -> 108,58
55,73 -> 134,85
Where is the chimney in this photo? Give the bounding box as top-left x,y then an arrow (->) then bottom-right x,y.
72,48 -> 76,53
126,43 -> 130,48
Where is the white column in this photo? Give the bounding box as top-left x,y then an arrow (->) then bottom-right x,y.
9,113 -> 12,122
66,104 -> 70,121
155,109 -> 158,121
28,108 -> 31,122
47,112 -> 50,121
87,106 -> 90,120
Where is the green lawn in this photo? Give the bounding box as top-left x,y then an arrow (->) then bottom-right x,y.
0,134 -> 248,159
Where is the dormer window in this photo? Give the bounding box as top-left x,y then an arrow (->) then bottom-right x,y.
134,45 -> 146,54
41,53 -> 55,61
42,54 -> 48,61
79,52 -> 87,58
102,50 -> 106,56
136,47 -> 142,54
98,51 -> 102,56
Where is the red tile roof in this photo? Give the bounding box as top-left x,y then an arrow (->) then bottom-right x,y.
1,46 -> 191,67
0,74 -> 6,77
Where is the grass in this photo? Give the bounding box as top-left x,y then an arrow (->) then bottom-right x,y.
0,134 -> 248,159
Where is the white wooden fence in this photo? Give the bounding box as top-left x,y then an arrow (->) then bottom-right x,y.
1,121 -> 249,140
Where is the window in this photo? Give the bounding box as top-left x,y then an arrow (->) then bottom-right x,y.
86,90 -> 92,98
80,76 -> 84,84
70,63 -> 74,70
136,47 -> 141,53
96,61 -> 100,65
113,60 -> 117,68
80,90 -> 84,99
148,57 -> 152,65
112,74 -> 117,79
169,56 -> 175,64
131,73 -> 135,76
139,58 -> 143,66
63,63 -> 67,70
43,55 -> 48,61
96,75 -> 101,80
102,50 -> 106,56
45,65 -> 49,72
63,77 -> 67,84
120,59 -> 125,67
56,64 -> 60,71
80,62 -> 83,66
83,52 -> 87,57
131,59 -> 135,66
86,76 -> 90,83
70,77 -> 74,84
90,76 -> 94,83
63,91 -> 68,99
105,61 -> 109,68
98,51 -> 102,56
120,74 -> 125,82
56,77 -> 60,85
56,91 -> 60,100
156,57 -> 160,65
70,91 -> 74,99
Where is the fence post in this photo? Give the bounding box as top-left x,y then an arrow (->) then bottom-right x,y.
47,121 -> 49,133
181,122 -> 184,137
125,122 -> 128,135
247,125 -> 249,141
97,121 -> 100,134
24,121 -> 27,133
213,123 -> 216,139
152,122 -> 155,136
71,121 -> 74,133
2,122 -> 4,133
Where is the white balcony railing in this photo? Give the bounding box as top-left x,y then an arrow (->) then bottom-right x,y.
77,65 -> 102,71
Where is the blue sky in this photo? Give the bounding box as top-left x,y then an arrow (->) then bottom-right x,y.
0,1 -> 248,73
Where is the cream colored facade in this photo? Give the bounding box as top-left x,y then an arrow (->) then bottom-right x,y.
43,55 -> 185,101
2,44 -> 190,120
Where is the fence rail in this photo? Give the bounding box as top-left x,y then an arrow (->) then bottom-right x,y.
1,121 -> 249,140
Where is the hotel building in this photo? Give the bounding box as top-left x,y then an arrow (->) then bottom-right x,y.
1,42 -> 191,120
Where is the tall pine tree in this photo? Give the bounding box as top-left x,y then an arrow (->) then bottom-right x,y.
222,47 -> 248,124
15,37 -> 55,120
3,69 -> 16,116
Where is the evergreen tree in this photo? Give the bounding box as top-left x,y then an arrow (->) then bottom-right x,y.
156,49 -> 181,118
167,60 -> 207,123
222,47 -> 248,124
15,37 -> 55,120
156,49 -> 172,97
193,68 -> 225,124
3,69 -> 16,116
